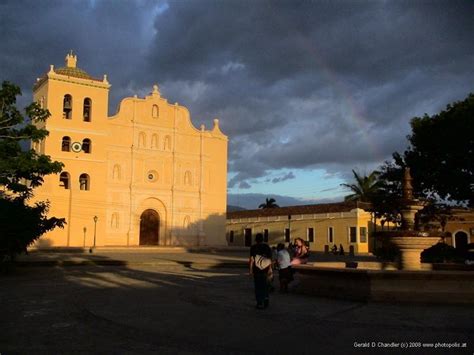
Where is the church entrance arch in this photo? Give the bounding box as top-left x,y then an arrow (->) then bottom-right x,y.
140,209 -> 160,245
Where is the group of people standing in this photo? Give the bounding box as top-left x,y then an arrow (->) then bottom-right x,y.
331,244 -> 345,255
249,234 -> 309,310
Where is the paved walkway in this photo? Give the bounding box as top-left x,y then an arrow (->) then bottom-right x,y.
2,251 -> 473,354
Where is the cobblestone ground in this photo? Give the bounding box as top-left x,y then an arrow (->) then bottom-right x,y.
1,264 -> 473,354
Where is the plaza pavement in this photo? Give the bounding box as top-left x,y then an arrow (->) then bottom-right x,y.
15,247 -> 251,268
1,249 -> 473,354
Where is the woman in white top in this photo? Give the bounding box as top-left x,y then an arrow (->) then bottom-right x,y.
276,243 -> 293,292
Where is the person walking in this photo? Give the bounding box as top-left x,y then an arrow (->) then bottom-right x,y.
276,243 -> 292,293
249,233 -> 272,309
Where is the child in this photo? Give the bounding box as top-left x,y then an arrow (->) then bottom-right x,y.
276,243 -> 292,293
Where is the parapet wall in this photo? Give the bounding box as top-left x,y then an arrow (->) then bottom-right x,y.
294,265 -> 474,304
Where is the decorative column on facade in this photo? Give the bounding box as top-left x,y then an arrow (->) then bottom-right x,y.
126,97 -> 137,246
198,124 -> 206,245
170,102 -> 178,246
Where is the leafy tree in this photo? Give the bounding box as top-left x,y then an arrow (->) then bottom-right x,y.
372,93 -> 474,233
401,93 -> 474,206
373,160 -> 405,227
258,197 -> 279,209
0,81 -> 64,259
417,202 -> 453,232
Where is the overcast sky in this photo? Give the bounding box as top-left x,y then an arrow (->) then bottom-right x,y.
1,0 -> 473,209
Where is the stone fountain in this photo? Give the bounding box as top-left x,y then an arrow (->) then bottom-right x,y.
292,168 -> 474,304
390,168 -> 441,270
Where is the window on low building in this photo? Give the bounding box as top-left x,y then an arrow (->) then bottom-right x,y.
349,227 -> 357,243
61,136 -> 71,151
59,172 -> 70,189
63,94 -> 72,119
263,229 -> 269,243
82,138 -> 91,153
79,173 -> 90,191
328,227 -> 334,244
229,231 -> 234,243
307,227 -> 314,243
360,227 -> 367,243
83,98 -> 92,122
244,228 -> 252,246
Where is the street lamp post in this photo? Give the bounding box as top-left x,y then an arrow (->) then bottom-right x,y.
90,215 -> 98,253
287,214 -> 291,242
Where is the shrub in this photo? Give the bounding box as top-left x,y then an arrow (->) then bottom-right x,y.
421,242 -> 464,263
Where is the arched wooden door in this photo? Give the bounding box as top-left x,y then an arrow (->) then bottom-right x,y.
140,209 -> 159,245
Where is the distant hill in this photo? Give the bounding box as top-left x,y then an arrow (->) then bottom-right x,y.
227,205 -> 247,212
227,193 -> 343,211
228,193 -> 307,210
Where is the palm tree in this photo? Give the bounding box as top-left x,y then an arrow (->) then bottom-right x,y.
341,170 -> 384,246
259,198 -> 279,209
341,170 -> 382,202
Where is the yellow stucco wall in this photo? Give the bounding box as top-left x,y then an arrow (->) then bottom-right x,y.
31,53 -> 227,247
227,208 -> 372,253
439,210 -> 474,248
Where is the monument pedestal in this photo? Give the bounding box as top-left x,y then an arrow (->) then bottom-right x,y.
392,236 -> 440,270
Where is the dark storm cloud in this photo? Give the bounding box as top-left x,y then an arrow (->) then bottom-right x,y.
0,0 -> 159,108
1,0 -> 473,192
143,0 -> 474,188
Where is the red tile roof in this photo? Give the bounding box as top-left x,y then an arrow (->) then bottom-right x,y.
33,66 -> 102,91
54,66 -> 101,81
227,201 -> 371,219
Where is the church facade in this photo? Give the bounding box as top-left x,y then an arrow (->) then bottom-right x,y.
31,53 -> 228,247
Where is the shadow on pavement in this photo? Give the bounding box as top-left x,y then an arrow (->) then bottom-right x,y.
1,252 -> 473,355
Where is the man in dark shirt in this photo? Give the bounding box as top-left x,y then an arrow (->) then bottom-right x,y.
249,233 -> 272,309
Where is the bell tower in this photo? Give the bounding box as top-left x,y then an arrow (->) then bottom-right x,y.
32,52 -> 110,247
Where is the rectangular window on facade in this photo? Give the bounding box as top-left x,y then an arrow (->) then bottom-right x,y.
229,230 -> 234,244
285,228 -> 290,242
263,229 -> 269,243
328,227 -> 334,244
360,227 -> 367,243
244,228 -> 252,247
349,227 -> 357,243
307,228 -> 314,243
